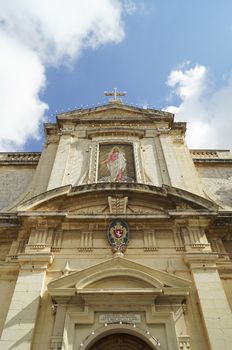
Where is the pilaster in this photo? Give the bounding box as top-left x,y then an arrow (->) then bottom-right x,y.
158,129 -> 185,189
180,219 -> 211,253
0,253 -> 53,350
31,134 -> 59,197
185,253 -> 232,350
51,305 -> 67,350
47,132 -> 73,190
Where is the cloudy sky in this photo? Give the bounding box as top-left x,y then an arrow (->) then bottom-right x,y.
1,0 -> 232,151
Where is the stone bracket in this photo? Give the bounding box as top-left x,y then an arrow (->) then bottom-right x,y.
18,252 -> 53,270
178,335 -> 191,349
50,336 -> 63,350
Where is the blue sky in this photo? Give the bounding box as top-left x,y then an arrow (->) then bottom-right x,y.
1,0 -> 232,151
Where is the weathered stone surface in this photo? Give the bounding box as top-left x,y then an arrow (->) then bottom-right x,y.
0,166 -> 36,211
0,103 -> 232,350
196,166 -> 232,208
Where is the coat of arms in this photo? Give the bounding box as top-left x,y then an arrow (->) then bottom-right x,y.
107,220 -> 129,253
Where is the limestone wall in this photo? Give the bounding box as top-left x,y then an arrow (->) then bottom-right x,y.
0,166 -> 36,211
195,165 -> 232,208
1,106 -> 232,349
30,143 -> 58,197
172,138 -> 204,196
0,279 -> 17,336
31,229 -> 211,350
1,214 -> 230,350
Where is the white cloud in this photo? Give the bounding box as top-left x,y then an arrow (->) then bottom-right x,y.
165,63 -> 232,150
0,32 -> 47,150
0,0 -> 130,150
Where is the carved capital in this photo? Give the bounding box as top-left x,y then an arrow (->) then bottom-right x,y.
184,252 -> 218,270
18,252 -> 53,270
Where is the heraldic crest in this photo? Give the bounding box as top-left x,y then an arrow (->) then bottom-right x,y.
107,219 -> 129,253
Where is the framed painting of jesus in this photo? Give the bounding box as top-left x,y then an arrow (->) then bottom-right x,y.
98,144 -> 136,182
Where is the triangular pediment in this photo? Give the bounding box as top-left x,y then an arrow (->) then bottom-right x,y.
56,103 -> 174,126
48,256 -> 191,301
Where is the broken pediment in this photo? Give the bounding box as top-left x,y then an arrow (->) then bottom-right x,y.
17,183 -> 217,217
48,256 -> 191,305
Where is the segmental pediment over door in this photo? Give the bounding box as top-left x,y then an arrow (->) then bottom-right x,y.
48,256 -> 191,304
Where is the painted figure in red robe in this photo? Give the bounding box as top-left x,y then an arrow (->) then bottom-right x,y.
102,146 -> 127,181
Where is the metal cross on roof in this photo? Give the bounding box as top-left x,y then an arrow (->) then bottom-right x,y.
104,88 -> 127,103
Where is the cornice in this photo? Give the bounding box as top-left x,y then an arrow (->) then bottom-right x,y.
0,213 -> 20,227
48,256 -> 191,303
55,103 -> 177,131
86,128 -> 145,139
57,103 -> 173,119
212,212 -> 232,226
0,263 -> 19,280
190,149 -> 232,164
18,252 -> 53,270
16,183 -> 218,221
0,152 -> 40,165
184,252 -> 219,270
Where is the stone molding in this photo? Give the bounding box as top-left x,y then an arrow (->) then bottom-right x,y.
190,149 -> 232,163
87,128 -> 145,139
48,256 -> 191,304
17,183 -> 218,214
0,263 -> 19,280
63,307 -> 179,350
108,195 -> 128,214
18,252 -> 53,270
50,336 -> 63,350
178,335 -> 191,349
56,102 -> 174,124
0,152 -> 40,164
184,252 -> 218,270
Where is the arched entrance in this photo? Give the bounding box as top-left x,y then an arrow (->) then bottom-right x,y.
89,333 -> 154,350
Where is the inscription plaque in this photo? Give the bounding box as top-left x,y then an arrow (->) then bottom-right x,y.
99,313 -> 141,324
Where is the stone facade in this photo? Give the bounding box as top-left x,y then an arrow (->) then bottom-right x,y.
0,101 -> 232,350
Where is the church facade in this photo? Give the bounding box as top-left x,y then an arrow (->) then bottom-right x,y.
0,99 -> 232,350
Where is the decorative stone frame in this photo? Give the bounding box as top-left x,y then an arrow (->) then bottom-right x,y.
87,138 -> 144,184
62,306 -> 179,350
97,142 -> 137,183
48,257 -> 191,350
82,324 -> 160,350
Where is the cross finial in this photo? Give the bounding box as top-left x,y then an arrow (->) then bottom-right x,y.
104,88 -> 127,104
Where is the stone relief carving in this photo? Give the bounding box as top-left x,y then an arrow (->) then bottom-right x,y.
108,195 -> 128,214
209,237 -> 227,257
173,227 -> 185,251
6,230 -> 28,261
51,228 -> 63,252
143,230 -> 158,251
107,219 -> 129,254
78,231 -> 93,252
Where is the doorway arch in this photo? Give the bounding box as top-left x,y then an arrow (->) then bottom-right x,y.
88,333 -> 154,350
